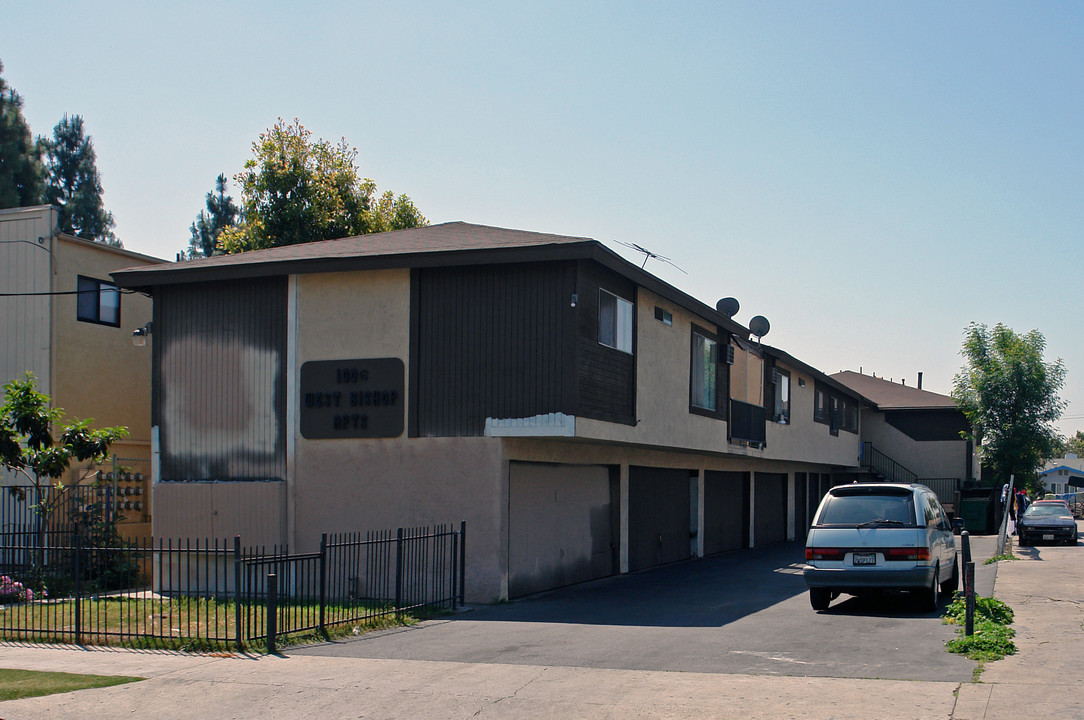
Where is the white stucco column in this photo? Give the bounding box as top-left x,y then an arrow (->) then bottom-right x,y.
748,473 -> 756,548
619,463 -> 629,574
285,274 -> 299,549
696,469 -> 705,557
787,472 -> 796,541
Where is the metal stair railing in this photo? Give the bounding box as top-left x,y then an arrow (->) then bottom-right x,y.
860,442 -> 917,484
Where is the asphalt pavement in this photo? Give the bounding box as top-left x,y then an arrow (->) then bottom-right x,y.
0,530 -> 1079,720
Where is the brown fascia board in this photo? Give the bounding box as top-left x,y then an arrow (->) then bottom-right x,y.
113,235 -> 751,340
762,346 -> 872,406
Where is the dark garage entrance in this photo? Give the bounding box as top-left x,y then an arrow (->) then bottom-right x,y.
754,472 -> 788,546
703,470 -> 749,554
628,466 -> 695,572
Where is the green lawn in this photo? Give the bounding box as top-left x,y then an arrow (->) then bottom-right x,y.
0,668 -> 143,701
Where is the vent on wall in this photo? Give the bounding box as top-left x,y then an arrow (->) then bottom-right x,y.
725,345 -> 735,365
654,306 -> 673,326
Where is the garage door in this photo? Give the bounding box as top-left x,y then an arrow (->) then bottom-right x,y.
628,466 -> 695,572
508,462 -> 617,598
754,472 -> 787,546
704,470 -> 748,554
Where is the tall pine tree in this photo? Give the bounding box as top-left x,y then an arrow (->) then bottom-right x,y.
0,61 -> 43,209
40,114 -> 119,246
185,173 -> 239,258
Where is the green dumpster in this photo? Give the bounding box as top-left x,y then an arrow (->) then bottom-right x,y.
959,497 -> 991,534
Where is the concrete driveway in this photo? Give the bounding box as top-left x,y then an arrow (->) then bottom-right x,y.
294,539 -> 981,682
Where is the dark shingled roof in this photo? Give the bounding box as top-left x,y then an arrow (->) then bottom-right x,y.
110,221 -> 751,338
831,370 -> 958,410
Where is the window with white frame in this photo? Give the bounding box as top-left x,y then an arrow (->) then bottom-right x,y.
690,330 -> 718,411
76,275 -> 121,327
772,369 -> 791,424
598,289 -> 633,353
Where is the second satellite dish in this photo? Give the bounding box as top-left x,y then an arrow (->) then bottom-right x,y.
749,315 -> 771,338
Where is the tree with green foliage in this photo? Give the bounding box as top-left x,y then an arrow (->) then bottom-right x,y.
1052,430 -> 1084,460
0,373 -> 127,578
184,173 -> 239,258
0,61 -> 43,209
216,118 -> 426,253
40,114 -> 119,246
952,322 -> 1066,492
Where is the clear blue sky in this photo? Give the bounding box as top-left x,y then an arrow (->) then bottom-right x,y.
5,1 -> 1082,435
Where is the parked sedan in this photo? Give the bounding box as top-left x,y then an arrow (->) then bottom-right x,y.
1017,504 -> 1078,546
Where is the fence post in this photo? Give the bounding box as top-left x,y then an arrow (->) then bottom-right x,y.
319,533 -> 327,636
73,525 -> 82,645
267,572 -> 278,654
395,528 -> 404,618
459,520 -> 466,607
960,531 -> 975,636
233,535 -> 242,651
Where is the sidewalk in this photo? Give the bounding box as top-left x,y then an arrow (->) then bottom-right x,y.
0,535 -> 1080,719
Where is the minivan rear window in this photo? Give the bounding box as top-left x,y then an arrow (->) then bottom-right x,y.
816,492 -> 917,526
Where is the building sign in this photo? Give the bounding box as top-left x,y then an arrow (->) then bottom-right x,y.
299,358 -> 404,439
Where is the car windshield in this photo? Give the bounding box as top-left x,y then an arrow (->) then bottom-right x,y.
1024,505 -> 1071,518
817,493 -> 916,526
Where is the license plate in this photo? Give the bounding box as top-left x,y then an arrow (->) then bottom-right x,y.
1043,534 -> 1055,541
852,552 -> 876,566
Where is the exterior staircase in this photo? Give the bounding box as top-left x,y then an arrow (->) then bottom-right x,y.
858,442 -> 917,484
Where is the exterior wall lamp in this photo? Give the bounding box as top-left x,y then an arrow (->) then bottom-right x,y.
132,321 -> 152,347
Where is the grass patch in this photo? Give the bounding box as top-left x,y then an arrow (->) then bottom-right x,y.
985,552 -> 1016,565
0,595 -> 434,653
943,594 -> 1016,662
0,668 -> 142,701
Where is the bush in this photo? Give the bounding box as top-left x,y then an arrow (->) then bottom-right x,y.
0,575 -> 34,603
945,619 -> 1017,661
943,594 -> 1016,661
943,594 -> 1014,626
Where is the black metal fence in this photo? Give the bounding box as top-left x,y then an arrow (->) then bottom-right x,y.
0,523 -> 466,652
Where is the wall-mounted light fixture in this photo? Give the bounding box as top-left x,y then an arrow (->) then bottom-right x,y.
132,321 -> 152,347
570,292 -> 578,308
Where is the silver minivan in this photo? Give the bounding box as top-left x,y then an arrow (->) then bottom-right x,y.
803,483 -> 958,611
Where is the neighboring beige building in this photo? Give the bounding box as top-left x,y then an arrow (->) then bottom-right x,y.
1,205 -> 167,538
114,222 -> 872,602
832,370 -> 977,510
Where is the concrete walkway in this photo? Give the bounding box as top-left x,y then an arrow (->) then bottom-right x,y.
0,533 -> 1079,719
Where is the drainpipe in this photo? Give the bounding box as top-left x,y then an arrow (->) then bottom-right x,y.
917,372 -> 923,390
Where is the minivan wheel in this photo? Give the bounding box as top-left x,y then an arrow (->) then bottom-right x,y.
940,558 -> 959,596
921,564 -> 940,611
810,588 -> 831,611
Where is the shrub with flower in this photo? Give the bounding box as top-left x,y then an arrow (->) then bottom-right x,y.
0,575 -> 34,603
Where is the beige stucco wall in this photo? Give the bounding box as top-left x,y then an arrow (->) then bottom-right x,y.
52,235 -> 159,462
152,480 -> 287,544
288,269 -> 511,602
574,291 -> 859,469
762,359 -> 862,467
860,411 -> 968,481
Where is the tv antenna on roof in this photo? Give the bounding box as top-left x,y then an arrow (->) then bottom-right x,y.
614,240 -> 688,274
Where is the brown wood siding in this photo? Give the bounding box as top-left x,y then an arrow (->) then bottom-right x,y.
153,277 -> 287,481
886,409 -> 970,441
412,262 -> 575,437
575,261 -> 636,424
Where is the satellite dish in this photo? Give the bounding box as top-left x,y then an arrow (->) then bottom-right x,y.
716,297 -> 740,318
749,315 -> 771,338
